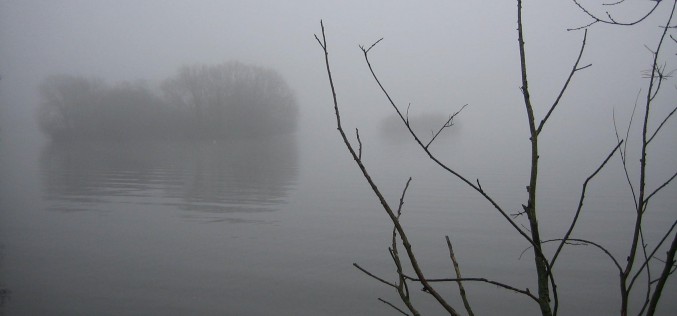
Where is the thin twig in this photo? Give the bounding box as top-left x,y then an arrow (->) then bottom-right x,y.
425,104 -> 468,149
362,38 -> 384,54
353,263 -> 397,288
643,170 -> 677,205
612,91 -> 641,210
550,140 -> 623,268
629,220 -> 677,292
402,274 -> 539,303
537,29 -> 590,135
356,128 -> 362,160
603,0 -> 626,6
397,178 -> 412,219
542,239 -> 622,273
647,105 -> 677,145
647,229 -> 677,315
638,226 -> 653,316
378,298 -> 410,316
392,177 -> 420,316
446,236 -> 474,316
570,0 -> 661,28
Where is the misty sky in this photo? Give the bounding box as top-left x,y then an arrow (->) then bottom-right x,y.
1,0 -> 673,163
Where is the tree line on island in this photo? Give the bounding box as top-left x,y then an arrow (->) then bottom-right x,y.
36,62 -> 298,142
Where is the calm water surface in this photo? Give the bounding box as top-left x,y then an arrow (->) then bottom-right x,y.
1,131 -> 675,315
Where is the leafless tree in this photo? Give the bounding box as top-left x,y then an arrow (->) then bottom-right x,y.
161,62 -> 299,139
36,62 -> 298,141
316,1 -> 676,315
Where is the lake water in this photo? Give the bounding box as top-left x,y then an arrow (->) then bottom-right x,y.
1,129 -> 675,315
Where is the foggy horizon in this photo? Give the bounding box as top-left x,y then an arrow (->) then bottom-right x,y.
2,1 -> 669,145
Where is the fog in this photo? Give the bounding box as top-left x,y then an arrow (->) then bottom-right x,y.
1,1 -> 676,315
2,1 -> 667,144
1,1 -> 673,160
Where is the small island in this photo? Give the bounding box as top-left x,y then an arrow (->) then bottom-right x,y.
36,62 -> 298,142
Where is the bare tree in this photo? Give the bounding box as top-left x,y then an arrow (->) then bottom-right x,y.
161,62 -> 298,139
316,1 -> 676,315
36,62 -> 298,142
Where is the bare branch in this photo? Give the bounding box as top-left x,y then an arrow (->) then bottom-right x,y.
397,178 -> 412,219
550,140 -> 623,267
361,38 -> 384,54
356,128 -> 362,160
646,229 -> 677,316
647,63 -> 674,102
568,20 -> 599,31
637,227 -> 654,316
624,90 -> 641,159
612,92 -> 641,209
571,0 -> 662,27
643,2 -> 677,131
606,11 -> 618,24
537,29 -> 590,135
378,298 -> 410,316
391,177 -> 420,316
405,103 -> 411,125
318,0 -> 677,313
360,33 -> 536,252
517,1 -> 558,313
446,236 -> 474,316
543,239 -> 622,273
629,220 -> 677,293
317,22 -> 460,316
360,40 -> 565,313
388,248 -> 420,316
353,263 -> 397,288
603,0 -> 627,6
622,4 -> 677,315
425,104 -> 468,149
647,105 -> 677,145
402,274 -> 540,303
643,170 -> 677,206
511,208 -> 527,219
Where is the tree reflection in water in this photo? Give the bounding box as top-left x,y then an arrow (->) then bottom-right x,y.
39,136 -> 298,222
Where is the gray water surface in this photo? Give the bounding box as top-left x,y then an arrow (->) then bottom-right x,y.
1,133 -> 675,315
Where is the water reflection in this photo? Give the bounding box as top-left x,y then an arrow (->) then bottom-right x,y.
39,137 -> 298,221
0,243 -> 8,307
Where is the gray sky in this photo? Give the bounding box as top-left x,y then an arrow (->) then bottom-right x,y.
0,0 -> 673,162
